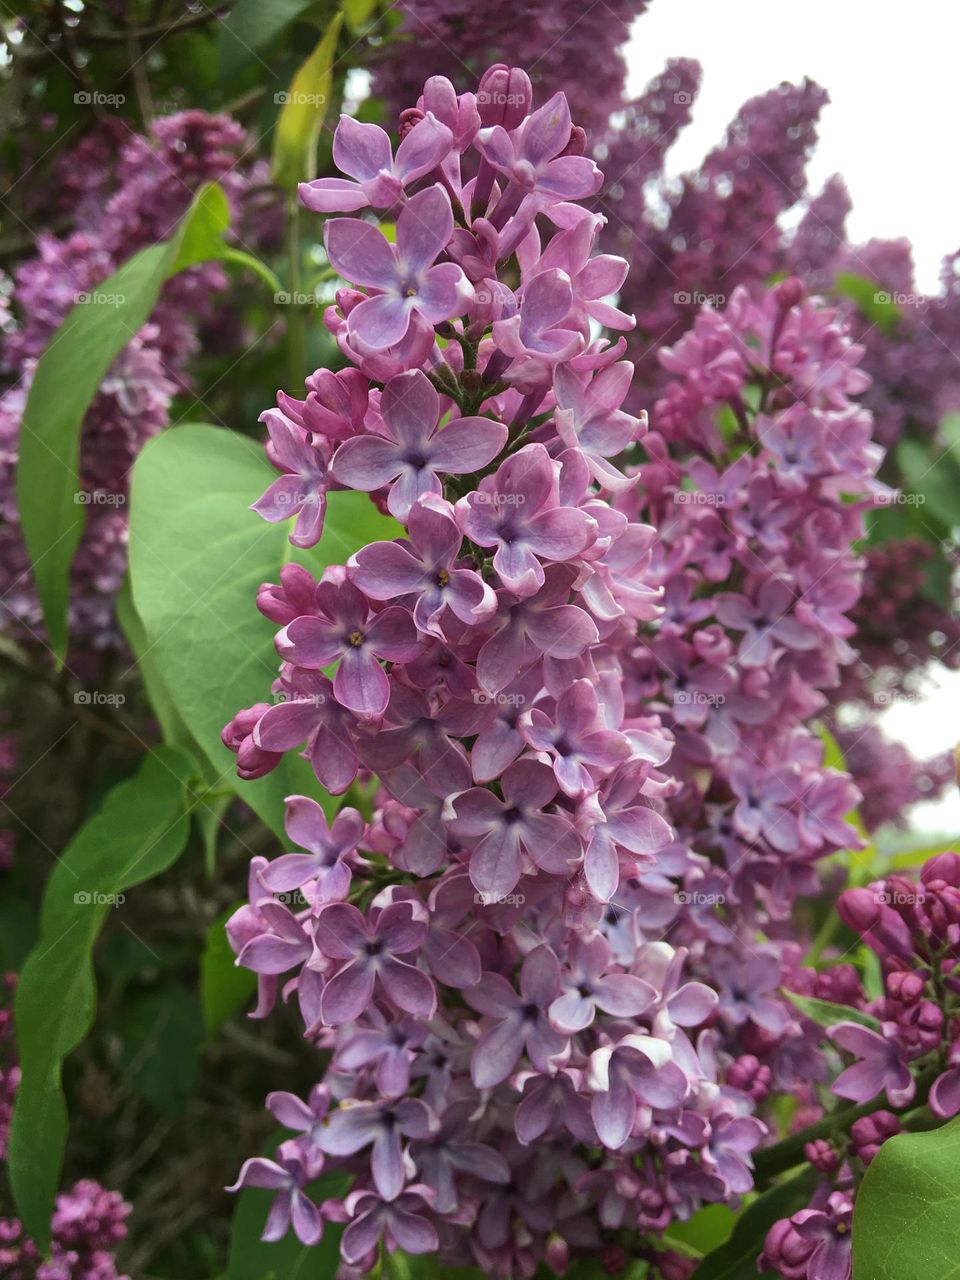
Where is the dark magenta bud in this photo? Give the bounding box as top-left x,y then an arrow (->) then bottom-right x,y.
477,64 -> 532,129
850,1110 -> 900,1165
838,887 -> 881,934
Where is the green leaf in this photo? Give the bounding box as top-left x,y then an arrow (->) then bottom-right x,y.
896,437 -> 960,529
120,985 -> 204,1114
227,1165 -> 349,1279
8,746 -> 195,1247
834,272 -> 900,335
783,990 -> 881,1032
218,0 -> 318,79
16,183 -> 277,665
172,182 -> 282,293
128,423 -> 399,838
201,907 -> 257,1035
116,577 -> 191,747
666,1204 -> 739,1257
886,839 -> 960,871
691,1168 -> 818,1279
853,1116 -> 960,1280
340,0 -> 379,29
272,15 -> 342,190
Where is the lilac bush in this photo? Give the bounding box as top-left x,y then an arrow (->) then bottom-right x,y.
0,111 -> 265,655
760,852 -> 960,1280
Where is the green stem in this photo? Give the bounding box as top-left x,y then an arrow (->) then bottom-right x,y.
753,1071 -> 936,1183
285,194 -> 305,388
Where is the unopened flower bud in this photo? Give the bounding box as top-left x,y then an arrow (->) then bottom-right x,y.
477,64 -> 532,128
850,1110 -> 900,1165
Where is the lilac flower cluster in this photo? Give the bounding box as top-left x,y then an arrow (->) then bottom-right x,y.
0,975 -> 131,1279
616,280 -> 884,1098
0,1181 -> 130,1280
600,78 -> 830,401
372,1 -> 650,136
593,52 -> 957,819
225,66 -> 768,1274
761,852 -> 960,1280
0,112 -> 257,655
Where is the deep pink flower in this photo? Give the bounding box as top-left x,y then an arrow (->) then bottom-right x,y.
332,370 -> 506,519
319,1098 -> 437,1200
315,901 -> 436,1025
227,1141 -> 323,1245
251,406 -> 329,547
465,946 -> 569,1087
324,185 -> 471,350
257,796 -> 364,899
348,496 -> 496,636
277,580 -> 419,718
456,443 -> 596,597
446,758 -> 582,900
300,112 -> 452,212
518,678 -> 632,798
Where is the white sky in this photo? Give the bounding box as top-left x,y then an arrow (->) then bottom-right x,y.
625,0 -> 960,292
626,1 -> 960,840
